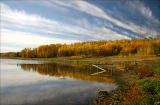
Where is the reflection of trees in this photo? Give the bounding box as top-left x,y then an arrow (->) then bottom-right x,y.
19,63 -> 113,82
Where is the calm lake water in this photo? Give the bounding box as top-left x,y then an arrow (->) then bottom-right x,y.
0,59 -> 118,105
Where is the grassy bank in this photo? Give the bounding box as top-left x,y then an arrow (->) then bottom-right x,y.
91,57 -> 160,105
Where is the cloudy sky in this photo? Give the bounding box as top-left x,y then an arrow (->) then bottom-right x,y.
1,0 -> 160,52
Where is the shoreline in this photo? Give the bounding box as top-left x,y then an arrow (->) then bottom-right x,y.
1,56 -> 160,64
1,56 -> 160,104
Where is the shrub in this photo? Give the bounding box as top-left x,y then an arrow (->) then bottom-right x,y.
137,78 -> 160,104
137,78 -> 160,94
134,67 -> 154,79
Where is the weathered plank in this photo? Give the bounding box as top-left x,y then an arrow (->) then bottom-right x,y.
91,64 -> 106,75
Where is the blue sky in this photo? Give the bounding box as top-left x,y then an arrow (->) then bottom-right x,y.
1,0 -> 160,52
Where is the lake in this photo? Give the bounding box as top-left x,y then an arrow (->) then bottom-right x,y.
0,59 -> 118,105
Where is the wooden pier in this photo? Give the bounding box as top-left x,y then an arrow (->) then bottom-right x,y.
90,62 -> 131,76
90,64 -> 115,76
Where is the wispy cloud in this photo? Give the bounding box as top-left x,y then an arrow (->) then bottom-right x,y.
50,0 -> 160,37
126,0 -> 160,24
1,2 -> 130,40
1,3 -> 92,39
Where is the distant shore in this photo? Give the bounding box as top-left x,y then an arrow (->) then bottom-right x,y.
1,55 -> 160,64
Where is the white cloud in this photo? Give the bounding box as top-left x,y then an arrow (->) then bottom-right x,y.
0,2 -> 130,45
126,0 -> 159,24
51,0 -> 160,37
1,29 -> 79,52
0,3 -> 92,38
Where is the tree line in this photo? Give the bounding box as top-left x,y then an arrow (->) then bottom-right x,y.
1,38 -> 160,58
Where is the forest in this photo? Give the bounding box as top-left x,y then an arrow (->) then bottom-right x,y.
1,38 -> 160,58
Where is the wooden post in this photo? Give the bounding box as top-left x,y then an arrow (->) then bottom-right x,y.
134,60 -> 137,66
110,65 -> 112,76
124,62 -> 126,71
112,64 -> 115,72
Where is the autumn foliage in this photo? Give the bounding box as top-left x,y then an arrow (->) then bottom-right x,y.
1,38 -> 160,58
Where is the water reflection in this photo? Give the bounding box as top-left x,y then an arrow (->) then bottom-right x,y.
0,59 -> 118,105
19,63 -> 114,82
